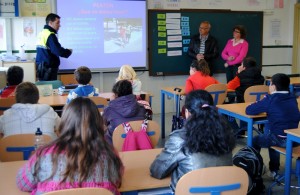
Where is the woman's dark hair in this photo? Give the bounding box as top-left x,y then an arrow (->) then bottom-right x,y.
233,25 -> 246,39
74,66 -> 92,85
34,97 -> 123,187
190,59 -> 210,76
15,82 -> 39,104
184,90 -> 235,155
112,80 -> 133,97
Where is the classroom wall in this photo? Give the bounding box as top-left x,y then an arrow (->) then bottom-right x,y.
0,0 -> 299,114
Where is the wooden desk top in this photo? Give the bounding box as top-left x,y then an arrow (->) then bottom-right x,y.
217,103 -> 267,119
285,128 -> 300,137
266,77 -> 300,85
0,148 -> 169,194
162,86 -> 186,95
217,99 -> 300,119
38,92 -> 152,107
290,77 -> 300,84
118,148 -> 169,192
38,93 -> 114,107
161,86 -> 234,95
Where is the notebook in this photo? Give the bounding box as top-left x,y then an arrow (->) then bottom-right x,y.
36,84 -> 53,96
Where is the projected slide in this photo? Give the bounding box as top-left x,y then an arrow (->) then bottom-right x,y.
57,0 -> 146,71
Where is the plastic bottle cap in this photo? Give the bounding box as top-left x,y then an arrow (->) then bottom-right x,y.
35,128 -> 43,135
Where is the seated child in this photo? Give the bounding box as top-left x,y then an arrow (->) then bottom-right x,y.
185,59 -> 219,94
103,80 -> 146,144
16,97 -> 123,194
116,64 -> 142,98
67,66 -> 99,103
0,82 -> 59,140
227,56 -> 265,103
0,66 -> 23,98
150,90 -> 235,192
246,73 -> 300,179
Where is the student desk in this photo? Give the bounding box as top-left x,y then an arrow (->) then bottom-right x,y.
160,86 -> 235,138
38,93 -> 113,106
284,128 -> 300,195
160,86 -> 185,138
38,92 -> 152,107
160,86 -> 234,138
217,103 -> 267,146
0,148 -> 169,195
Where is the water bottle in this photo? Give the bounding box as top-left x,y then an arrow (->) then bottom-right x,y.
19,45 -> 27,61
35,128 -> 44,150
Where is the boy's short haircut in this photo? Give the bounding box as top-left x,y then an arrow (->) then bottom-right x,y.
242,57 -> 257,68
7,66 -> 24,86
15,82 -> 39,104
271,73 -> 290,91
46,13 -> 60,24
74,66 -> 92,85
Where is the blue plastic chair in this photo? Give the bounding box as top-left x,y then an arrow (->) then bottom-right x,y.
0,134 -> 51,162
0,97 -> 15,115
267,145 -> 300,194
112,120 -> 160,152
175,166 -> 248,195
205,84 -> 228,105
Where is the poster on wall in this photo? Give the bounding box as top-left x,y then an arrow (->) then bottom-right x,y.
0,0 -> 15,16
19,0 -> 52,17
23,18 -> 36,37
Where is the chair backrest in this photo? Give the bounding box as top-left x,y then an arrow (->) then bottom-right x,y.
205,84 -> 228,105
112,120 -> 160,152
0,97 -> 16,115
244,85 -> 269,103
89,96 -> 108,112
0,70 -> 7,89
0,134 -> 52,162
35,80 -> 64,89
43,187 -> 113,195
175,166 -> 248,195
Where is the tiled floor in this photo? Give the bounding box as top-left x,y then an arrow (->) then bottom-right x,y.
152,113 -> 299,195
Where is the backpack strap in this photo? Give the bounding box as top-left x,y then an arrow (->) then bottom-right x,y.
141,119 -> 148,132
122,122 -> 133,133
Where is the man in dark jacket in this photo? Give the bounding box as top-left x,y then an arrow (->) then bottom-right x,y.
36,13 -> 72,81
188,21 -> 218,75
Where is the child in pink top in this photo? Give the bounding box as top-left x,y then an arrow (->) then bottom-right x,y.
16,97 -> 124,195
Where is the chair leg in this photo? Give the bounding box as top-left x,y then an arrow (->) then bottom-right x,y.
295,159 -> 300,195
267,174 -> 285,195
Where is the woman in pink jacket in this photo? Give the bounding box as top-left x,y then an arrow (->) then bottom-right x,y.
222,25 -> 248,83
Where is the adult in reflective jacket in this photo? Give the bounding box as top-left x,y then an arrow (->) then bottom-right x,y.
36,13 -> 72,81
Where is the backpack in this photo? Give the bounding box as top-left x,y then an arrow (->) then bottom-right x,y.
232,146 -> 265,194
121,119 -> 153,152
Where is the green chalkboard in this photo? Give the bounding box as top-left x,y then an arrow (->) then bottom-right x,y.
148,9 -> 263,76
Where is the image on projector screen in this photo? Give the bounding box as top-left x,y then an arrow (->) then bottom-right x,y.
104,18 -> 142,53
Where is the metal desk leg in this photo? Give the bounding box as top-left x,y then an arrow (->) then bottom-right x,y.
290,84 -> 294,94
161,90 -> 165,139
284,138 -> 293,195
247,119 -> 253,147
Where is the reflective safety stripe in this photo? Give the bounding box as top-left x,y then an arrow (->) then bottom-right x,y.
36,29 -> 55,48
